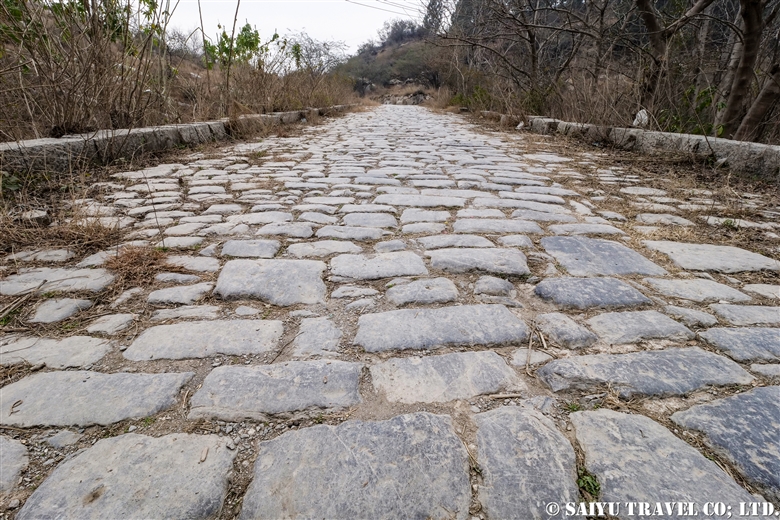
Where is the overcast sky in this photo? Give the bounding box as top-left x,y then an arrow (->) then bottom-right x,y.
168,0 -> 423,53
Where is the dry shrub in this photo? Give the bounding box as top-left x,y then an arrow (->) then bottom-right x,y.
103,246 -> 172,288
0,215 -> 123,257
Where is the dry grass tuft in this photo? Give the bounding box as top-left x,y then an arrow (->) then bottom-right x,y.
0,215 -> 123,258
103,246 -> 174,288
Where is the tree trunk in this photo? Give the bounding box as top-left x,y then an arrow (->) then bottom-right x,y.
733,64 -> 780,141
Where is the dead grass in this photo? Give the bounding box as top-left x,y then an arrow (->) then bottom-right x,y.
103,246 -> 173,289
0,216 -> 123,259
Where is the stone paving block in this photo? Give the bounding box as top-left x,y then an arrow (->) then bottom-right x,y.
0,436 -> 27,495
256,222 -> 314,238
331,286 -> 379,298
699,327 -> 780,361
586,310 -> 694,344
374,239 -> 405,252
453,219 -> 543,234
44,430 -> 82,448
86,313 -> 135,334
475,407 -> 578,520
643,278 -> 751,302
147,282 -> 213,305
663,305 -> 718,327
0,371 -> 192,427
535,312 -> 597,349
474,275 -> 515,296
751,364 -> 780,377
497,235 -> 533,248
510,210 -> 578,222
386,277 -> 458,305
17,433 -> 235,520
709,304 -> 780,325
165,255 -> 220,272
221,239 -> 281,258
370,351 -> 522,403
342,212 -> 398,228
572,409 -> 758,514
374,194 -> 465,207
315,225 -> 385,241
0,335 -> 110,369
541,236 -> 666,277
292,317 -> 342,358
743,284 -> 780,299
188,360 -> 362,421
644,241 -> 780,273
547,223 -> 626,235
238,413 -> 470,520
534,277 -> 650,309
417,234 -> 494,249
427,248 -> 530,276
28,298 -> 92,323
400,208 -> 450,223
215,259 -> 326,305
226,211 -> 291,225
671,386 -> 780,502
286,240 -> 362,258
0,267 -> 115,296
330,251 -> 428,280
401,222 -> 445,234
354,304 -> 529,352
636,213 -> 694,226
151,305 -> 220,321
124,319 -> 282,360
537,347 -> 752,397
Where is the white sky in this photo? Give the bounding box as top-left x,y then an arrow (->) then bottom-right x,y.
168,0 -> 423,53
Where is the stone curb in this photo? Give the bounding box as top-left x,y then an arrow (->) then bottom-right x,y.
0,105 -> 357,175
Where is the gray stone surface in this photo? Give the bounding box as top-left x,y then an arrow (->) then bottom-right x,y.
587,310 -> 694,344
342,212 -> 397,228
709,304 -> 780,325
401,222 -> 445,234
0,267 -> 114,295
535,312 -> 597,349
354,304 -> 529,352
644,240 -> 780,273
331,286 -> 379,298
188,360 -> 362,421
699,327 -> 780,361
316,225 -> 384,241
453,219 -> 543,234
370,351 -> 522,403
292,317 -> 342,358
330,252 -> 428,280
374,194 -> 465,207
286,240 -> 362,258
0,335 -> 110,369
743,283 -> 780,299
165,255 -> 220,272
427,248 -> 530,276
547,223 -> 626,235
538,347 -> 752,397
671,387 -> 780,502
664,305 -> 718,327
238,413 -> 470,520
497,235 -> 533,248
400,208 -> 450,223
256,222 -> 314,238
374,239 -> 405,252
509,348 -> 553,366
643,278 -> 751,302
0,371 -> 192,427
215,259 -> 326,305
0,436 -> 27,495
476,407 -> 578,520
221,239 -> 280,258
155,272 -> 200,284
572,409 -> 759,514
151,305 -> 220,321
147,283 -> 213,305
534,277 -> 650,309
125,320 -> 282,360
416,234 -> 494,249
28,298 -> 92,323
752,364 -> 780,377
17,433 -> 235,520
474,275 -> 515,297
386,277 -> 458,305
542,236 -> 666,277
86,313 -> 135,334
636,213 -> 694,226
44,430 -> 83,448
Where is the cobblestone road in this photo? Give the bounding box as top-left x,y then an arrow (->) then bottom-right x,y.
1,106 -> 779,519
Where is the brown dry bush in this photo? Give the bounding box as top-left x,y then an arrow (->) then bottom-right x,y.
103,246 -> 173,288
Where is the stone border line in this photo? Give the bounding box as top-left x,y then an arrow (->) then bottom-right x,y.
0,105 -> 356,175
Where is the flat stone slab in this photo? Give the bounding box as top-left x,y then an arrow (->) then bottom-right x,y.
572,409 -> 757,511
342,212 -> 398,228
28,298 -> 92,323
17,433 -> 235,520
238,413 -> 470,520
644,241 -> 780,273
548,223 -> 626,235
292,317 -> 342,358
743,284 -> 780,299
188,360 -> 362,421
400,209 -> 450,223
256,222 -> 314,238
671,386 -> 780,502
215,259 -> 326,305
643,278 -> 751,302
586,310 -> 694,344
0,267 -> 114,296
636,213 -> 694,226
474,275 -> 515,297
427,248 -> 530,276
286,240 -> 362,258
370,351 -> 522,404
535,312 -> 597,349
354,304 -> 529,352
374,194 -> 465,207
417,234 -> 494,249
386,277 -> 458,305
534,277 -> 650,309
221,239 -> 280,258
316,225 -> 385,241
330,252 -> 428,280
751,364 -> 780,377
0,335 -> 110,369
476,407 -> 578,520
0,436 -> 27,495
664,305 -> 718,327
0,371 -> 192,427
542,237 -> 666,277
453,219 -> 543,234
710,304 -> 780,325
537,347 -> 753,397
147,283 -> 213,305
699,327 -> 780,361
124,320 -> 282,360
